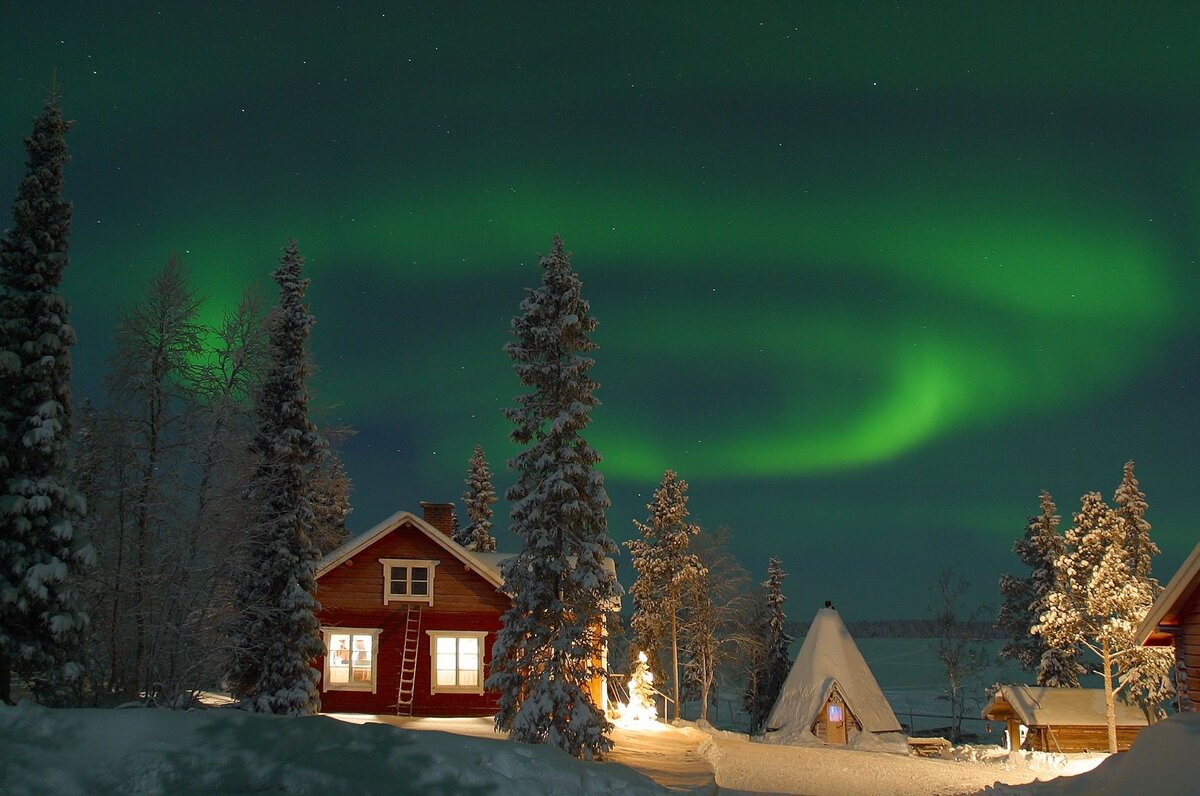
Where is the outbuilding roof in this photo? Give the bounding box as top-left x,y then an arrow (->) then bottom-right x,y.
982,685 -> 1150,728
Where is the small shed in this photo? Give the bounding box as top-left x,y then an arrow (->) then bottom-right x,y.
982,685 -> 1149,753
1136,542 -> 1200,712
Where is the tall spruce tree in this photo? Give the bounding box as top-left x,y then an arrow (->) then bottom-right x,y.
996,490 -> 1083,686
1113,461 -> 1157,582
0,93 -> 93,704
226,240 -> 324,715
625,468 -> 705,721
486,235 -> 620,760
1110,461 -> 1174,715
458,445 -> 496,551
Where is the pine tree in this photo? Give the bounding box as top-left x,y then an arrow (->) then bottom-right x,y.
486,235 -> 620,760
762,558 -> 792,715
625,468 -> 706,721
1034,491 -> 1160,753
226,240 -> 324,715
458,445 -> 496,551
996,490 -> 1083,687
1110,461 -> 1174,716
0,93 -> 93,704
1113,461 -> 1157,582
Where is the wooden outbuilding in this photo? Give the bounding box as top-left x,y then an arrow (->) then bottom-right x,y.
1136,542 -> 1200,713
981,685 -> 1149,753
314,502 -> 612,717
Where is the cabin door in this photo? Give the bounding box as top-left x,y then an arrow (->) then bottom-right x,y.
825,701 -> 847,744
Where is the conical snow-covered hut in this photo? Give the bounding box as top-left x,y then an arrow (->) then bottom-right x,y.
764,605 -> 907,753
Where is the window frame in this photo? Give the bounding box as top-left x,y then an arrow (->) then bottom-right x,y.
426,630 -> 488,695
321,627 -> 382,693
380,558 -> 438,606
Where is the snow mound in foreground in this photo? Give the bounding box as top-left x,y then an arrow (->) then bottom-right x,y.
0,701 -> 663,795
985,712 -> 1200,796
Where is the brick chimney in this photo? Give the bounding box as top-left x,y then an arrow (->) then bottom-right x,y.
420,501 -> 457,538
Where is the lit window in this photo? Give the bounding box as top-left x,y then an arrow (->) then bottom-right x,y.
322,628 -> 381,692
426,631 -> 488,694
381,558 -> 438,605
828,704 -> 843,722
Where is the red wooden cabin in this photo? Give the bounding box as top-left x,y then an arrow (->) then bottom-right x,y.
315,503 -> 511,716
314,502 -> 611,717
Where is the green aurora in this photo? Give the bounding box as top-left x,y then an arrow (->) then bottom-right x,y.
2,3 -> 1196,614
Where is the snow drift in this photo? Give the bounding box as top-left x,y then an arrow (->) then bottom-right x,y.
0,701 -> 662,795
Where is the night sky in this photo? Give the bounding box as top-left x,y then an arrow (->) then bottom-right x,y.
3,3 -> 1197,618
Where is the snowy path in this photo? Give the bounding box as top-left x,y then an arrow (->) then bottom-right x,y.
331,714 -> 1092,796
332,714 -> 718,792
609,725 -> 719,793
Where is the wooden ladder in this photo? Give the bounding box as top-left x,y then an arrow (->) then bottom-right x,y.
396,605 -> 422,715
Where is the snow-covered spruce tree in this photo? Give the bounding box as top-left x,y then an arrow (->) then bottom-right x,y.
226,240 -> 324,715
762,558 -> 792,715
0,93 -> 93,705
625,468 -> 706,721
1114,461 -> 1157,582
1034,491 -> 1160,753
458,445 -> 496,551
486,235 -> 621,760
996,490 -> 1083,687
1110,461 -> 1174,716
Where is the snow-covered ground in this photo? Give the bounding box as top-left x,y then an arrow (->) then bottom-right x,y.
0,701 -> 661,795
7,701 -> 1188,795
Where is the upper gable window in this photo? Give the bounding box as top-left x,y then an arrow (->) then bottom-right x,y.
381,558 -> 438,605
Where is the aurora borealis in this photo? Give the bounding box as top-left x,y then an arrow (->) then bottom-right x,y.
2,3 -> 1196,616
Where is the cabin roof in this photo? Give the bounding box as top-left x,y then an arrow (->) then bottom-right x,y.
315,511 -> 621,599
982,685 -> 1150,728
315,510 -> 506,589
1136,542 -> 1200,646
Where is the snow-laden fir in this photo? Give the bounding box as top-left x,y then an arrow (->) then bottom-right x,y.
0,92 -> 93,705
487,235 -> 620,760
226,240 -> 325,716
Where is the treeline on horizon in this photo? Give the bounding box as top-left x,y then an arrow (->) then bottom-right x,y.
784,618 -> 1007,641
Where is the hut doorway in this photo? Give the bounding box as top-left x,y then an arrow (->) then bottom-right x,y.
826,702 -> 847,744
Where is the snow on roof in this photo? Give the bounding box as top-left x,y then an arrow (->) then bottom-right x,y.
1136,542 -> 1200,646
315,510 -> 506,589
983,685 -> 1151,728
315,511 -> 621,598
766,607 -> 902,736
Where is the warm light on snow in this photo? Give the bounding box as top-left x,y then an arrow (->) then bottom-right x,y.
613,651 -> 660,727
